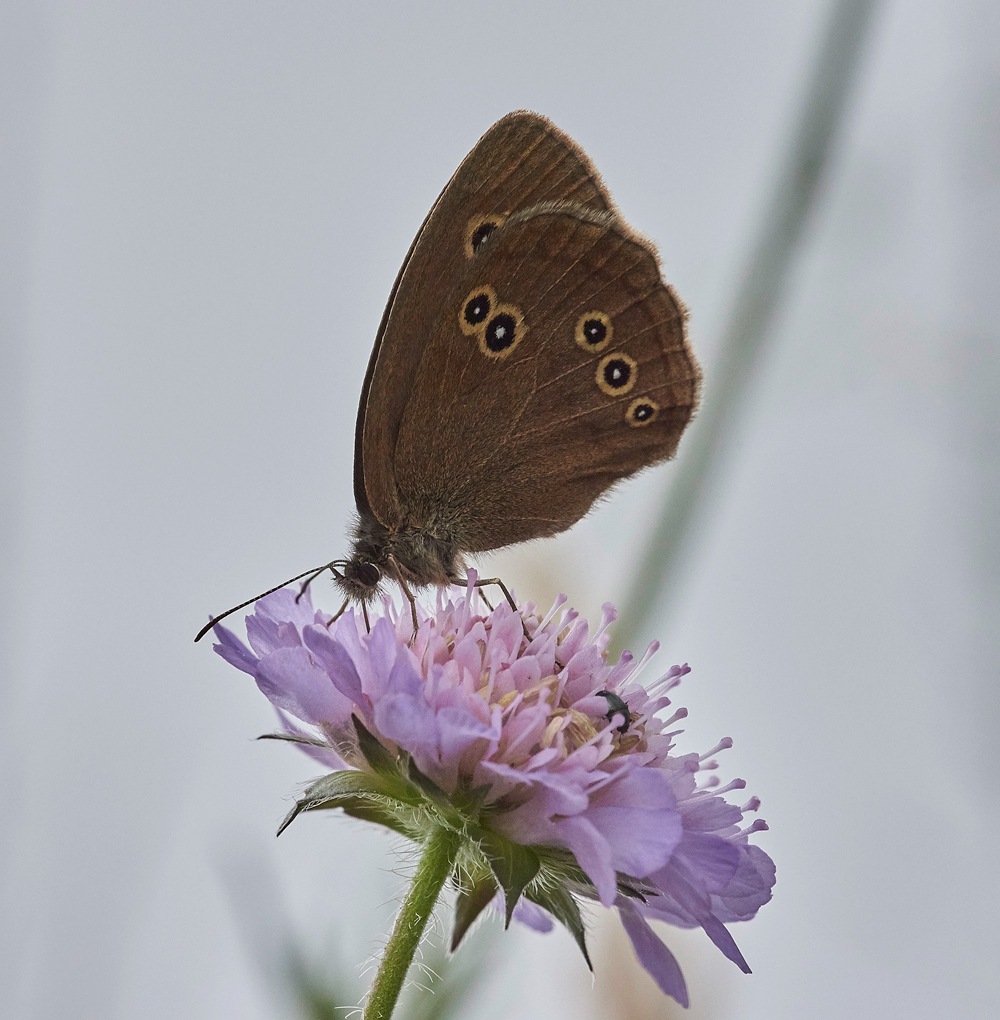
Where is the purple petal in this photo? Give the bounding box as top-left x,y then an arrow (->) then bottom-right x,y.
245,612 -> 300,658
302,624 -> 364,704
212,623 -> 258,675
364,617 -> 402,698
639,892 -> 698,929
671,832 -> 741,893
512,897 -> 554,933
591,768 -> 676,811
373,693 -> 438,753
333,610 -> 386,699
274,708 -> 348,770
573,695 -> 615,718
490,604 -> 524,660
557,617 -> 590,661
500,705 -> 551,762
712,844 -> 776,921
498,767 -> 592,815
452,628 -> 484,679
437,706 -> 498,761
564,644 -> 603,686
254,646 -> 352,725
385,658 -> 425,700
507,655 -> 541,690
255,588 -> 317,632
617,898 -> 689,1008
678,796 -> 743,832
698,911 -> 751,973
555,814 -> 617,906
585,805 -> 682,879
648,859 -> 751,973
479,769 -> 593,849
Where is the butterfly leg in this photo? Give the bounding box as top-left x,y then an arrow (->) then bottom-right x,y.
324,597 -> 350,629
461,577 -> 517,613
398,579 -> 420,638
454,577 -> 531,642
361,602 -> 371,633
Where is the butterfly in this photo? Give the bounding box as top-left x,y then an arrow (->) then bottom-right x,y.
197,111 -> 699,641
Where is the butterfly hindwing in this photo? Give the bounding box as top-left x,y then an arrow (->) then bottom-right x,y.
391,204 -> 699,553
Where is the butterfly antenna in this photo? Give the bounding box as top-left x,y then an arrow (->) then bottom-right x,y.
194,562 -> 343,643
295,560 -> 346,604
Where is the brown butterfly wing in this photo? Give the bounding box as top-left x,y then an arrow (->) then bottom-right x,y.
358,112 -> 614,526
391,205 -> 699,552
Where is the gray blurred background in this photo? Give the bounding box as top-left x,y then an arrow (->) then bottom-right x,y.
2,1 -> 998,1017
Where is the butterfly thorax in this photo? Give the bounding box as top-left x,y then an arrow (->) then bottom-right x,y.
336,510 -> 464,603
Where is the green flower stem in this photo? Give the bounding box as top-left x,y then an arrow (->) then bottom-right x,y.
364,826 -> 463,1020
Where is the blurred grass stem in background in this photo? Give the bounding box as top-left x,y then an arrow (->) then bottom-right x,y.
363,826 -> 463,1020
613,0 -> 881,656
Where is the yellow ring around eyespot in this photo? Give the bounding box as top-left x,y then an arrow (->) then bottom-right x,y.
574,311 -> 613,353
464,214 -> 507,259
458,285 -> 498,337
596,352 -> 638,396
626,396 -> 660,427
477,302 -> 526,361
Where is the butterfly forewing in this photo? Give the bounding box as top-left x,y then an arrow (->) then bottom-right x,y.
391,205 -> 698,553
359,112 -> 615,528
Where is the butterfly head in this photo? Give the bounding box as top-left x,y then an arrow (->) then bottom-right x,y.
334,558 -> 384,603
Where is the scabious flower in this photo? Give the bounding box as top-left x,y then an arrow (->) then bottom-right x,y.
214,576 -> 775,1009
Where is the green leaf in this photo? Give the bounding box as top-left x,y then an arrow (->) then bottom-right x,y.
311,768 -> 417,804
256,732 -> 334,749
337,798 -> 418,839
526,884 -> 592,971
351,714 -> 400,779
451,781 -> 493,816
405,756 -> 465,826
532,845 -> 650,902
405,755 -> 448,803
473,827 -> 540,929
533,845 -> 594,888
616,874 -> 657,902
276,769 -> 417,836
450,877 -> 498,952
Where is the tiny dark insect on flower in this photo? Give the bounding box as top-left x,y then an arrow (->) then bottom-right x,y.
595,689 -> 632,733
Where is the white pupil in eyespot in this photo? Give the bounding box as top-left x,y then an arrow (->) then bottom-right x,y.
494,325 -> 506,339
612,367 -> 622,380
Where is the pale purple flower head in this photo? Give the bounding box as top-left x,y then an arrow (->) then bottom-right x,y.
214,577 -> 774,1008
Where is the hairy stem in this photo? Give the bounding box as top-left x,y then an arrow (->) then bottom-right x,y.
363,826 -> 463,1020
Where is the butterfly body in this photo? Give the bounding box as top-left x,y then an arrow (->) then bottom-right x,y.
337,510 -> 462,604
336,112 -> 700,608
